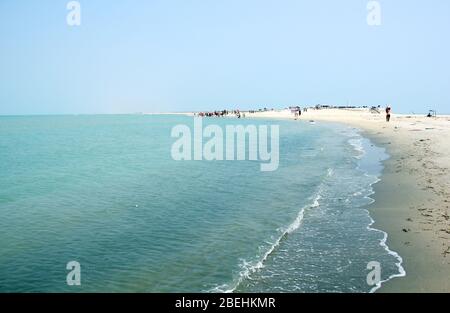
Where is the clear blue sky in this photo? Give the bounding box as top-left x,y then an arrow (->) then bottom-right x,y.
1,0 -> 449,115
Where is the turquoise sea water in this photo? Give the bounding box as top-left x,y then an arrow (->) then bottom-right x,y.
0,115 -> 403,292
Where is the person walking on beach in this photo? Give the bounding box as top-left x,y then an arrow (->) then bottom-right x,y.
385,106 -> 391,122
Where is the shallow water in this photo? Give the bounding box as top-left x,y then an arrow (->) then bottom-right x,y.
0,115 -> 403,292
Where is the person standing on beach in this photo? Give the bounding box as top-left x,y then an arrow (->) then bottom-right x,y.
385,106 -> 391,122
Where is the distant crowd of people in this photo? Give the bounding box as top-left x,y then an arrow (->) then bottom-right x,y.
193,104 -> 397,122
195,110 -> 245,118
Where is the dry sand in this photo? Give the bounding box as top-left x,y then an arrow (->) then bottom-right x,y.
246,108 -> 450,292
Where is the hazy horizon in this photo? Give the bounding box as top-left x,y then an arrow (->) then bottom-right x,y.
1,0 -> 449,115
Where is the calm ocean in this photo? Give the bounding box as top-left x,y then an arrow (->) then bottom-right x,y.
0,115 -> 403,292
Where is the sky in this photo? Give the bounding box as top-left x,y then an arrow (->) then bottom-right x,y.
0,0 -> 449,115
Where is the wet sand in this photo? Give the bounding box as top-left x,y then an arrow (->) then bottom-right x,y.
247,108 -> 450,292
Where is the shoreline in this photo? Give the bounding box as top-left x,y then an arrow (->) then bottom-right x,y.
360,127 -> 450,292
243,108 -> 450,292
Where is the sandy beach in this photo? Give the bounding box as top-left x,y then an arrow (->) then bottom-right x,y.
245,108 -> 450,292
